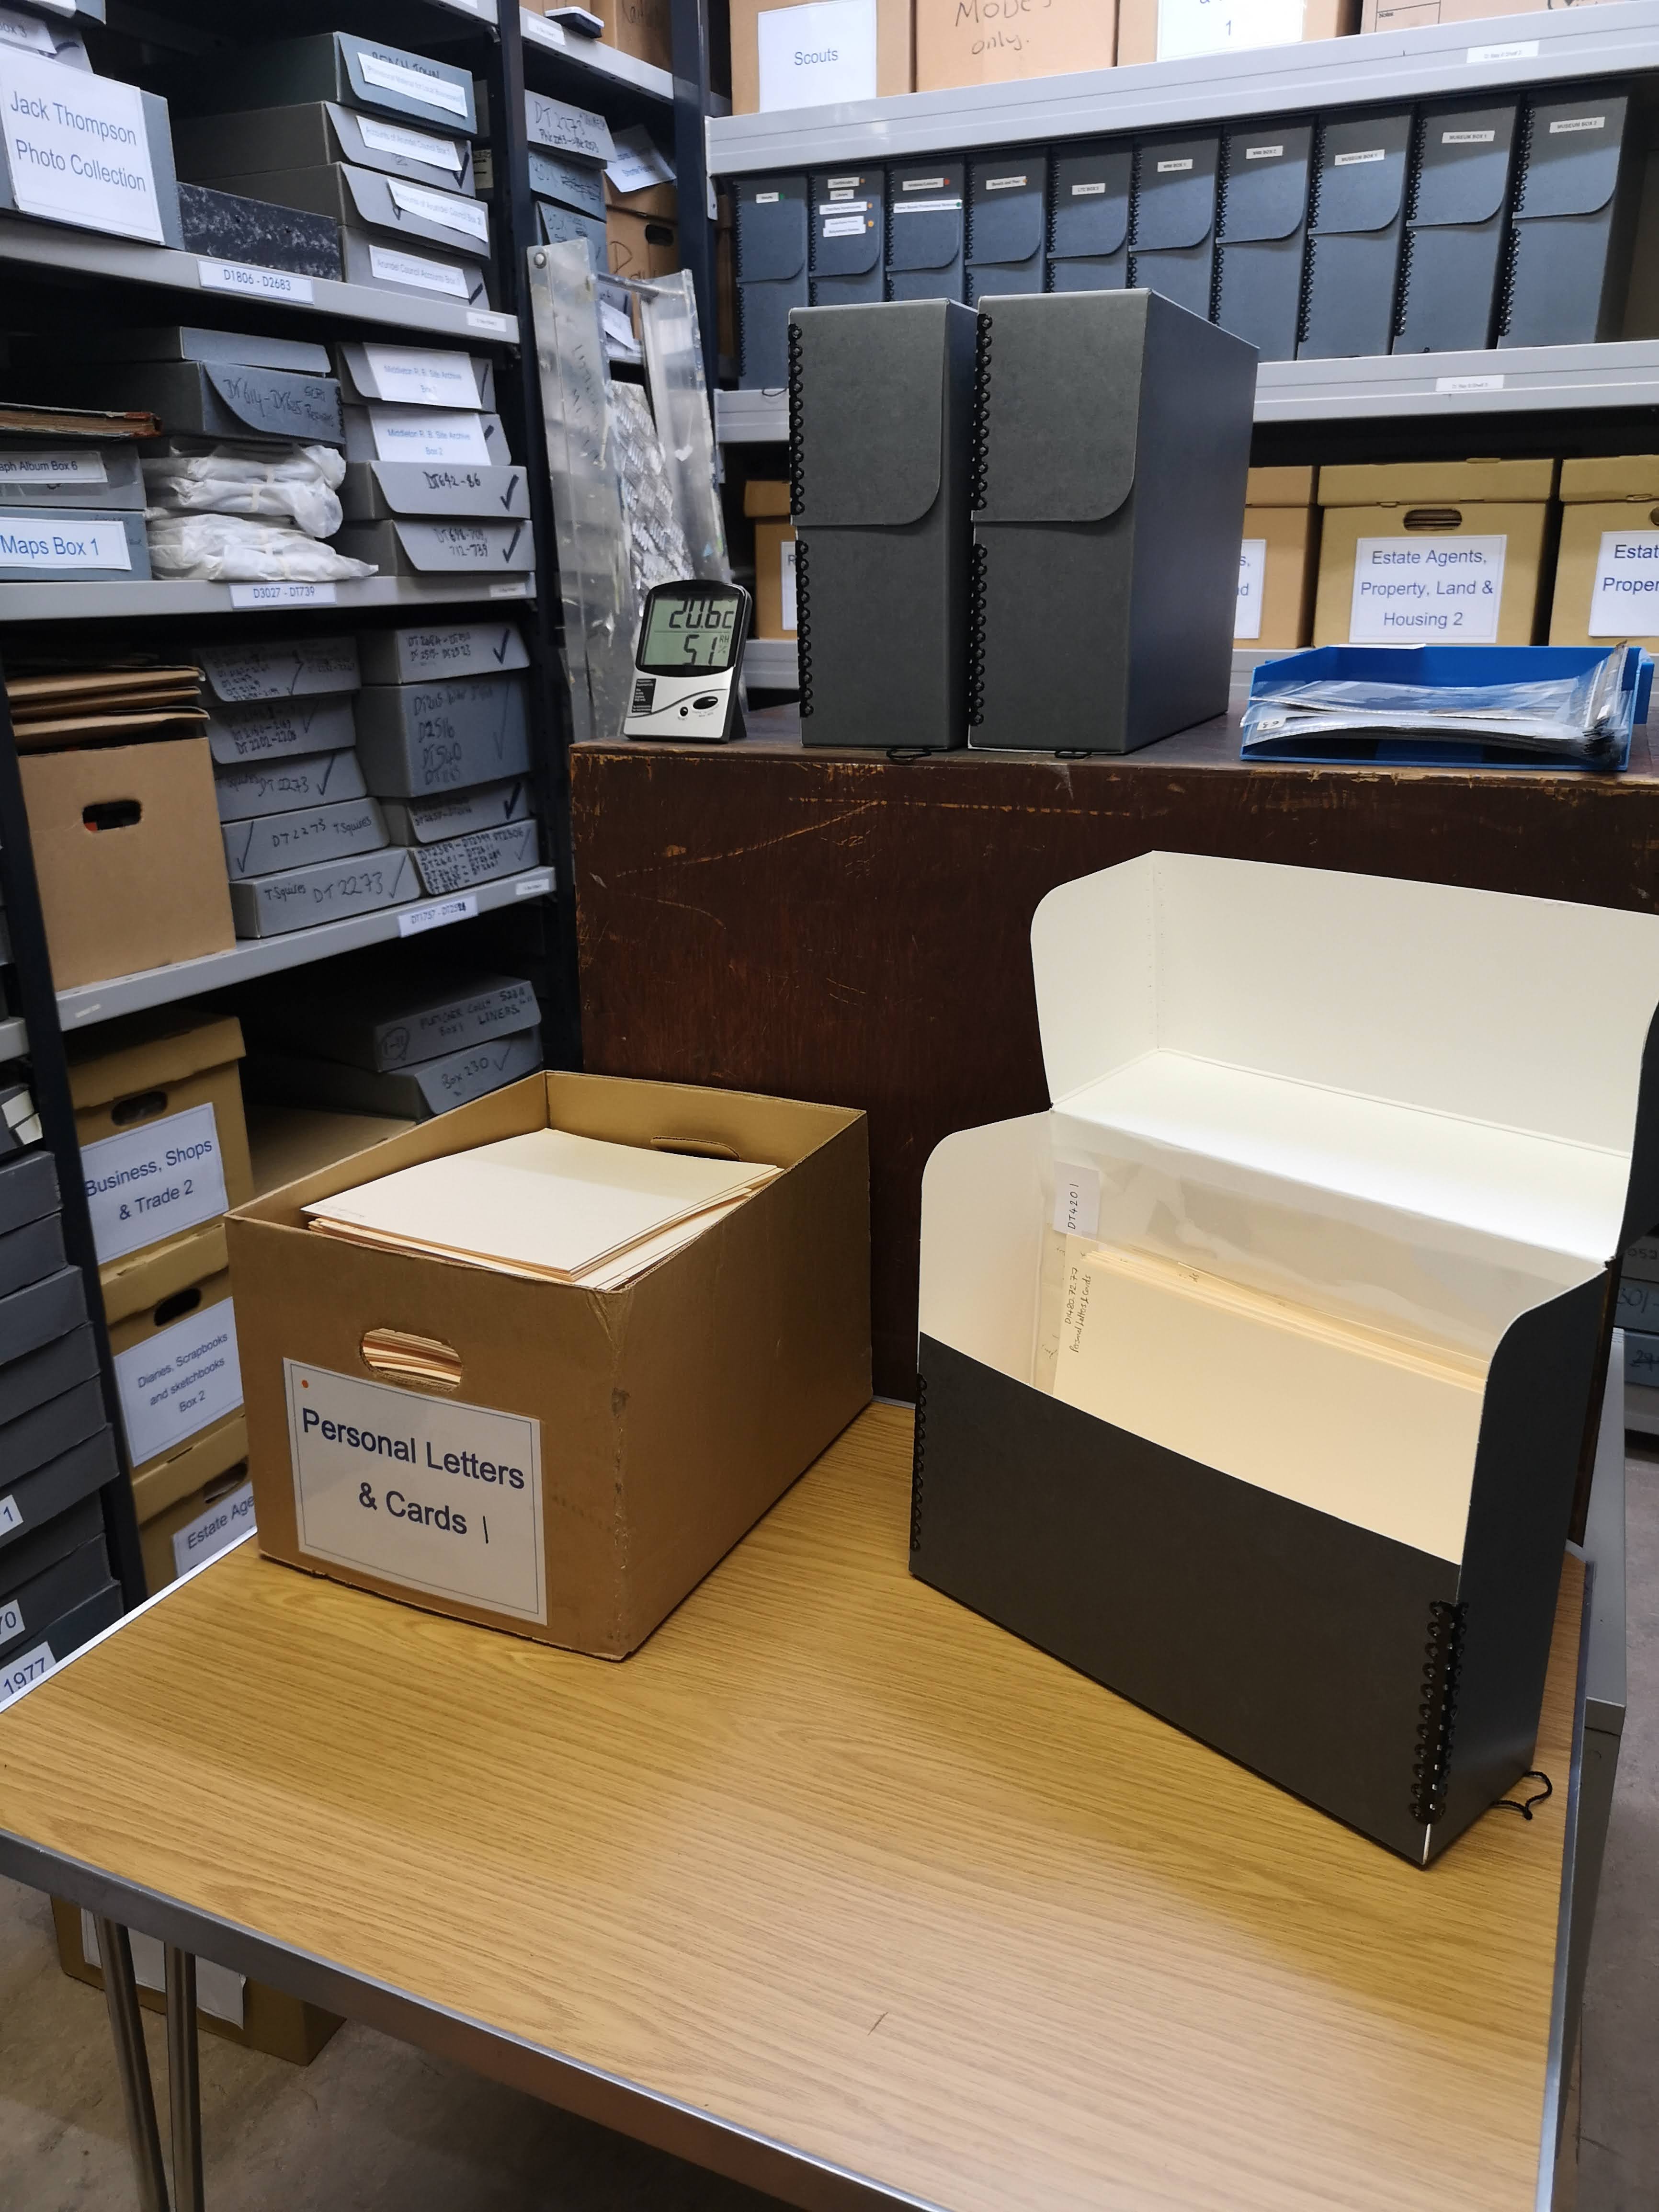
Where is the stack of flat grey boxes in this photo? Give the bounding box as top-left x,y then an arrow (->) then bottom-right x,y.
332,342 -> 534,588
521,91 -> 613,268
169,31 -> 490,311
1,1150 -> 123,1710
201,632 -> 417,938
356,623 -> 538,896
248,957 -> 543,1120
0,433 -> 151,585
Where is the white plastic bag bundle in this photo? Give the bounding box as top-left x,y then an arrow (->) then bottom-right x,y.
146,515 -> 375,583
142,444 -> 347,539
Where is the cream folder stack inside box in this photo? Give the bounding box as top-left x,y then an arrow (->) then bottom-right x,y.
305,1128 -> 780,1289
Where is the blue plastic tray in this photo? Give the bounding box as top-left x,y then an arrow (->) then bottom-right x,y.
1241,645 -> 1652,770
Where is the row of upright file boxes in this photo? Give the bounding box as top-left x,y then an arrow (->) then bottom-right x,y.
736,78 -> 1644,386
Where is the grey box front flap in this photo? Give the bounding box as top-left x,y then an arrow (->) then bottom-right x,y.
792,300 -> 956,530
340,164 -> 488,257
968,155 -> 1045,267
326,103 -> 471,186
1132,137 -> 1218,253
1515,89 -> 1632,221
1311,111 -> 1411,235
1050,145 -> 1130,260
813,170 -> 882,279
388,518 -> 532,570
524,89 -> 613,165
736,177 -> 808,284
528,148 -> 606,218
1219,122 -> 1311,244
887,162 -> 965,274
1411,102 -> 1517,228
339,33 -> 477,135
538,201 -> 607,254
972,291 -> 1143,527
201,364 -> 343,444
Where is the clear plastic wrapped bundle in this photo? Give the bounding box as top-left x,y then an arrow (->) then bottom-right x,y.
143,443 -> 348,540
146,515 -> 375,583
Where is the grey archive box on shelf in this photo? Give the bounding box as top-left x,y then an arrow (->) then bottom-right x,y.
355,674 -> 532,796
0,1326 -> 97,1434
1129,133 -> 1219,323
1214,120 -> 1312,364
412,819 -> 539,895
342,408 -> 511,465
0,1379 -> 105,1491
1394,98 -> 1520,355
0,1495 -> 103,1607
1500,85 -> 1644,350
229,847 -> 418,938
250,1026 -> 542,1122
537,201 -> 609,263
176,184 -> 342,280
214,748 -> 367,821
0,1527 -> 113,1660
0,446 -> 143,512
790,298 -> 976,753
221,797 -> 389,882
737,175 -> 809,389
341,461 -> 529,523
1047,143 -> 1130,295
886,160 -> 966,304
1299,108 -> 1413,361
382,775 -> 531,845
181,33 -> 478,138
529,150 -> 605,221
173,102 -> 477,195
72,326 -> 331,371
810,168 -> 884,308
205,693 -> 356,767
0,87 -> 182,248
54,362 -> 344,446
966,152 -> 1046,305
0,1267 -> 88,1372
357,621 -> 528,684
334,519 -> 532,576
211,162 -> 490,268
253,966 -> 538,1072
0,1429 -> 119,1560
0,511 -> 150,583
968,290 -> 1253,756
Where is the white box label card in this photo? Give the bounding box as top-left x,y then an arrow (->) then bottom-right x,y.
1235,536 -> 1266,641
171,1479 -> 255,1579
1349,535 -> 1506,642
386,178 -> 490,244
757,0 -> 879,112
821,212 -> 865,236
356,114 -> 464,172
369,406 -> 490,464
0,516 -> 130,571
228,581 -> 339,608
0,1594 -> 24,1642
363,346 -> 480,408
399,891 -> 477,935
0,447 -> 105,482
0,1639 -> 55,1709
357,51 -> 468,117
0,49 -> 163,241
781,538 -> 797,630
369,243 -> 470,299
1589,530 -> 1659,637
199,259 -> 315,304
1158,0 -> 1304,60
284,1362 -> 545,1621
82,1102 -> 228,1264
0,1495 -> 22,1537
115,1297 -> 242,1470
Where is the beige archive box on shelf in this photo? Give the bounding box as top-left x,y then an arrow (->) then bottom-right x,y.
1118,0 -> 1354,68
1313,459 -> 1557,647
1362,0 -> 1618,30
745,479 -> 797,640
227,1072 -> 871,1657
916,0 -> 1111,92
523,0 -> 672,70
730,0 -> 914,112
108,1262 -> 246,1518
1550,455 -> 1659,650
1236,466 -> 1319,650
139,1461 -> 253,1594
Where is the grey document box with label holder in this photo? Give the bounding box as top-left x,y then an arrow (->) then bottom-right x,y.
968,290 -> 1253,756
967,153 -> 1047,304
1500,85 -> 1643,349
1129,134 -> 1218,323
810,168 -> 885,308
886,161 -> 966,304
1215,120 -> 1312,363
1300,108 -> 1412,359
1395,98 -> 1519,354
1047,143 -> 1130,294
736,175 -> 808,389
789,299 -> 976,752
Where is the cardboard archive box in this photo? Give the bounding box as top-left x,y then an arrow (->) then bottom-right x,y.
915,0 -> 1113,91
1118,0 -> 1353,66
108,1264 -> 245,1518
1550,455 -> 1659,649
139,1460 -> 253,1593
1313,458 -> 1557,645
228,1072 -> 870,1655
526,0 -> 673,73
1236,466 -> 1319,648
729,0 -> 913,113
914,853 -> 1659,1864
20,740 -> 235,991
1363,0 -> 1616,27
606,208 -> 679,280
745,479 -> 796,639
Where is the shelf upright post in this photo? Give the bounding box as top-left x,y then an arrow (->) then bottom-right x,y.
670,0 -> 720,396
0,660 -> 145,1607
487,7 -> 585,1071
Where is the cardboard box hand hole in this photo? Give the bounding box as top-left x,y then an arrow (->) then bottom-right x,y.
359,1327 -> 463,1390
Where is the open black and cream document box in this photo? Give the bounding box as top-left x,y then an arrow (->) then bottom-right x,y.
914,854 -> 1659,1862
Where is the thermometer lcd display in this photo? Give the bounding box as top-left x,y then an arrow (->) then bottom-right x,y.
638,585 -> 743,674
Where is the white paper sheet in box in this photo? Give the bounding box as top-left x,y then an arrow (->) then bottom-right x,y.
915,853 -> 1659,1863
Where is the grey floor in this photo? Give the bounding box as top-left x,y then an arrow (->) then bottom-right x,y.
2,1452 -> 1657,2212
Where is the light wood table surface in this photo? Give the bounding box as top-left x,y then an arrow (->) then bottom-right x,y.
0,1403 -> 1585,2212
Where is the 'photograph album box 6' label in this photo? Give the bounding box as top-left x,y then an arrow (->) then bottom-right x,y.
0,445 -> 144,511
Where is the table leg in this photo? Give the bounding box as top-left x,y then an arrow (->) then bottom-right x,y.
165,1948 -> 205,2212
94,1916 -> 171,2212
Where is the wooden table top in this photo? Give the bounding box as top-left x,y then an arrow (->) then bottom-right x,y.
0,1405 -> 1580,2212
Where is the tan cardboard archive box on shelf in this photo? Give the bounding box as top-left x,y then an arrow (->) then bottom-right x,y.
19,737 -> 234,990
730,0 -> 913,112
523,0 -> 672,71
916,0 -> 1111,92
746,479 -> 796,640
607,208 -> 679,279
228,1071 -> 871,1655
1236,465 -> 1319,650
139,1461 -> 253,1594
1550,455 -> 1659,649
1118,0 -> 1354,68
1361,0 -> 1617,31
108,1263 -> 246,1520
1313,458 -> 1557,647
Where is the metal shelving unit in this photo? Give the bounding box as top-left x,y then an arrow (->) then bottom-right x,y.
521,7 -> 674,102
1,576 -> 535,622
705,0 -> 1659,172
